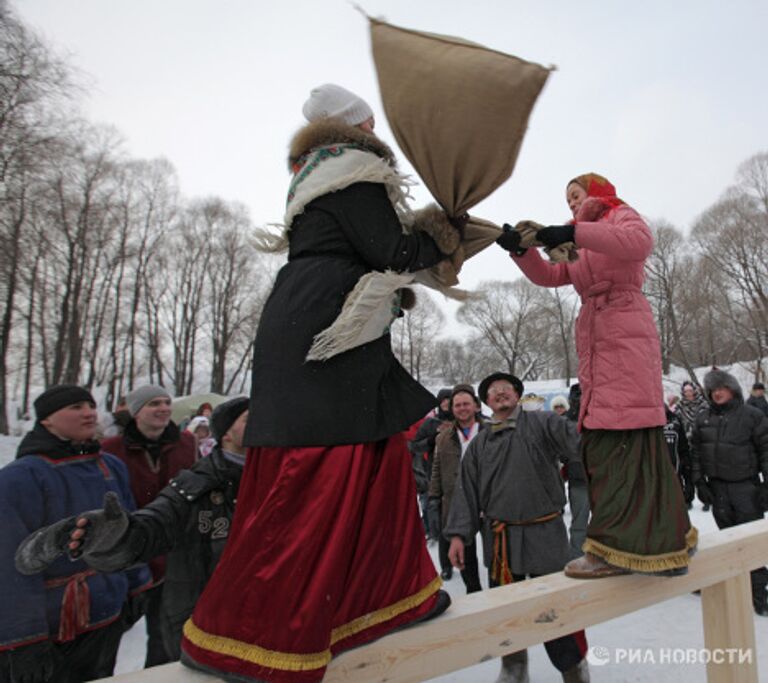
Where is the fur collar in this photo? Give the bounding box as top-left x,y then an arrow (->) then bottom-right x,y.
288,118 -> 396,171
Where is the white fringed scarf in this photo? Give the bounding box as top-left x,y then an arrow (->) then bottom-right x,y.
253,140 -> 423,362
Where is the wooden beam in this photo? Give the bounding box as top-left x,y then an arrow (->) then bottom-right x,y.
702,572 -> 758,683
100,519 -> 768,682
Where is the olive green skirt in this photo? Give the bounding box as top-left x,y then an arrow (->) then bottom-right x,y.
581,426 -> 697,573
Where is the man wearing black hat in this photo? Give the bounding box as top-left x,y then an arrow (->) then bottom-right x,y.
445,373 -> 590,683
747,382 -> 768,417
15,396 -> 251,663
1,385 -> 152,683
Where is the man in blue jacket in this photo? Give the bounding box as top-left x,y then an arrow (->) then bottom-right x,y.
0,385 -> 151,682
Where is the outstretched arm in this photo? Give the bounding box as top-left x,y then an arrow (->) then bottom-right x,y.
513,248 -> 572,288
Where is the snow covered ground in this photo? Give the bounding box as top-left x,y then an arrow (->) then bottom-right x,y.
104,507 -> 768,682
3,399 -> 768,681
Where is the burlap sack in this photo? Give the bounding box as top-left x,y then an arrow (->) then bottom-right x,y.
369,18 -> 554,284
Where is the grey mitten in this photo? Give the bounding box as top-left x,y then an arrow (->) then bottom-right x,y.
15,516 -> 78,575
77,491 -> 144,573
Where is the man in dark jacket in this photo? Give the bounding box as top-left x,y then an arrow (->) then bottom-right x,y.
2,385 -> 151,683
430,384 -> 486,591
747,382 -> 768,417
446,373 -> 589,683
101,384 -> 197,667
664,405 -> 694,509
20,397 -> 250,663
690,368 -> 768,616
409,388 -> 453,549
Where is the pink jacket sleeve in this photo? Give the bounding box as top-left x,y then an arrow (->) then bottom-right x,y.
512,248 -> 571,288
574,205 -> 653,261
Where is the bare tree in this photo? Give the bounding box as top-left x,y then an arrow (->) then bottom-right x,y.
0,5 -> 73,431
691,158 -> 768,371
456,279 -> 543,378
203,200 -> 272,393
391,289 -> 445,381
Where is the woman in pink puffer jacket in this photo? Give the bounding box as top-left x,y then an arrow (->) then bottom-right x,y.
498,173 -> 696,578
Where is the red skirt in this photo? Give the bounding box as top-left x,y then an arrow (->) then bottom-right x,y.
181,433 -> 441,682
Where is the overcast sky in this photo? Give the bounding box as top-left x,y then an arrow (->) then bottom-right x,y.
14,0 -> 768,333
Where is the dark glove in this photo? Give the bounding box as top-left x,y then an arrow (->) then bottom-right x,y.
121,590 -> 148,632
755,481 -> 768,512
696,480 -> 714,506
15,516 -> 78,575
536,224 -> 575,249
496,224 -> 526,255
6,640 -> 58,683
71,492 -> 145,573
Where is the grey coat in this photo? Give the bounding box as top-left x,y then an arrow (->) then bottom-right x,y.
444,408 -> 580,576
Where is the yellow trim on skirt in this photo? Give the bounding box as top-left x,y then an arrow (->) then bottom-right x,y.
182,574 -> 443,672
584,526 -> 699,573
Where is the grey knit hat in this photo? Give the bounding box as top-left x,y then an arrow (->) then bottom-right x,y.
126,384 -> 171,417
302,84 -> 373,126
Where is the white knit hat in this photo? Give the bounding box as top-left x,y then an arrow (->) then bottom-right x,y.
302,84 -> 374,126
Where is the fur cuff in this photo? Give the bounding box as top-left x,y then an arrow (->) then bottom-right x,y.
545,243 -> 579,264
514,220 -> 545,249
411,204 -> 461,255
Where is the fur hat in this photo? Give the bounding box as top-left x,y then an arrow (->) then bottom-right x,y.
451,383 -> 479,407
126,384 -> 171,417
478,373 -> 524,404
436,388 -> 453,404
551,395 -> 570,411
34,385 -> 95,421
210,396 -> 249,442
703,368 -> 742,401
302,84 -> 373,127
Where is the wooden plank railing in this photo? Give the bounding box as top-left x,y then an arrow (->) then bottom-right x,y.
100,519 -> 768,683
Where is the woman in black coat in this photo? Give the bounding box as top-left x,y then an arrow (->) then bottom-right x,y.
181,84 -> 460,683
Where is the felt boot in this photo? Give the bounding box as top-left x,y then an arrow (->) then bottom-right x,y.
496,649 -> 529,683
